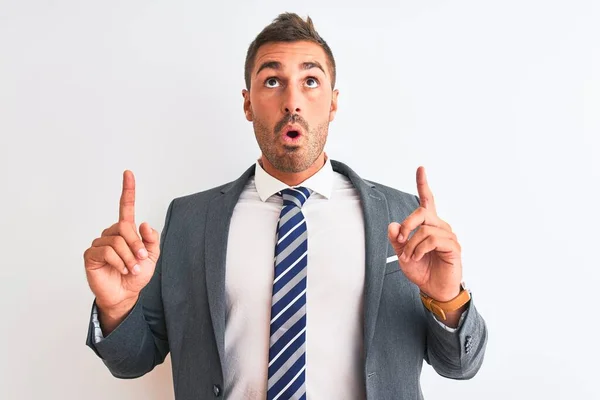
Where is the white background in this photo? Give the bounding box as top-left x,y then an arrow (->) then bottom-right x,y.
1,1 -> 599,399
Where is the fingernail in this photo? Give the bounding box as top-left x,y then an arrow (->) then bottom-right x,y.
400,252 -> 406,261
397,234 -> 404,243
122,267 -> 129,275
138,248 -> 148,259
133,264 -> 141,274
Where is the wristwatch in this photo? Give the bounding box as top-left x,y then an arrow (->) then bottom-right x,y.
420,282 -> 471,321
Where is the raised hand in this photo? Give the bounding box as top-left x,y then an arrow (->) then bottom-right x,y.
83,171 -> 160,330
387,167 -> 462,302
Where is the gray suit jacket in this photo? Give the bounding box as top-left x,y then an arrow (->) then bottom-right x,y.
86,160 -> 487,399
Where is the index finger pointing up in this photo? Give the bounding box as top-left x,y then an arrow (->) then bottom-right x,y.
119,170 -> 136,223
416,166 -> 436,212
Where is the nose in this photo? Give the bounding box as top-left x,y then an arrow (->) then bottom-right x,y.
281,85 -> 302,115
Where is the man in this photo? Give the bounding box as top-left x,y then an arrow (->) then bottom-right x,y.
84,12 -> 487,399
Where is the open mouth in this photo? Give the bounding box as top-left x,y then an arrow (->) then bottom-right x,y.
281,127 -> 303,144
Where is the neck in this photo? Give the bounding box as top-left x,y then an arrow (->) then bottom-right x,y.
260,153 -> 326,186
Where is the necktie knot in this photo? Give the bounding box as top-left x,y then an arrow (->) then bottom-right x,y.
280,187 -> 311,208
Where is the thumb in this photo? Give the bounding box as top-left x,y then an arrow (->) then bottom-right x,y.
387,222 -> 407,255
139,222 -> 160,261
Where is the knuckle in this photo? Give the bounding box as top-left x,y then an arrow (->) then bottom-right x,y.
117,221 -> 129,233
429,236 -> 439,246
412,227 -> 425,240
122,225 -> 140,243
100,246 -> 112,259
101,223 -> 117,237
108,235 -> 125,248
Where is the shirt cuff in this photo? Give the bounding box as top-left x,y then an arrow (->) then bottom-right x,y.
430,308 -> 467,333
91,304 -> 105,343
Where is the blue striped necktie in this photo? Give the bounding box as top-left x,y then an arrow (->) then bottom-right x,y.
267,187 -> 312,400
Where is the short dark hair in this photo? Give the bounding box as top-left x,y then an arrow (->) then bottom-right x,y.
244,13 -> 336,90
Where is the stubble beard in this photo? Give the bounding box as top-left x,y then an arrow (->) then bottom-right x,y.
253,115 -> 329,173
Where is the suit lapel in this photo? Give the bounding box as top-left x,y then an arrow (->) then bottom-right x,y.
204,165 -> 255,367
331,161 -> 390,358
360,186 -> 389,358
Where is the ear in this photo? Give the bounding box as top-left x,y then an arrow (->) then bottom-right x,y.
329,89 -> 339,122
242,89 -> 253,121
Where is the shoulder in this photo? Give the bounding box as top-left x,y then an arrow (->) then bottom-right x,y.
332,159 -> 421,215
172,182 -> 229,208
332,160 -> 418,203
160,179 -> 240,233
166,181 -> 235,222
168,164 -> 255,212
366,179 -> 421,215
366,179 -> 418,204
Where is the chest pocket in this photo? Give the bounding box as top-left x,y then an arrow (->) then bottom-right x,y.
384,254 -> 401,275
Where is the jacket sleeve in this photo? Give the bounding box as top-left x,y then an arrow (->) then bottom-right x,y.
424,295 -> 488,379
85,200 -> 175,379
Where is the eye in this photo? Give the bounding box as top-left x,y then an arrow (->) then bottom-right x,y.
305,77 -> 320,88
265,78 -> 280,88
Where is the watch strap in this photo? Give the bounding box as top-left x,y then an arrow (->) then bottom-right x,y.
420,285 -> 471,321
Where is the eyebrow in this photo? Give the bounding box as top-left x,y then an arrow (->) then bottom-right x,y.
255,60 -> 326,77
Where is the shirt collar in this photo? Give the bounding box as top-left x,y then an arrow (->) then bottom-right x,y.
254,157 -> 334,202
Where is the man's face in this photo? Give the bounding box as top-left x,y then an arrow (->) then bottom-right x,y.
243,41 -> 339,173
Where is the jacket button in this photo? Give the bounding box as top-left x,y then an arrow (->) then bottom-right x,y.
213,384 -> 221,397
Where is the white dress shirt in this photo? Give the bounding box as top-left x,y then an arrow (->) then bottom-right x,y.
224,158 -> 367,399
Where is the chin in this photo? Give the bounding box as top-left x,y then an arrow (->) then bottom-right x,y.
272,153 -> 319,173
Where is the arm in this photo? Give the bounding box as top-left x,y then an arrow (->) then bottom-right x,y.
387,167 -> 488,379
85,200 -> 174,378
424,297 -> 488,379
